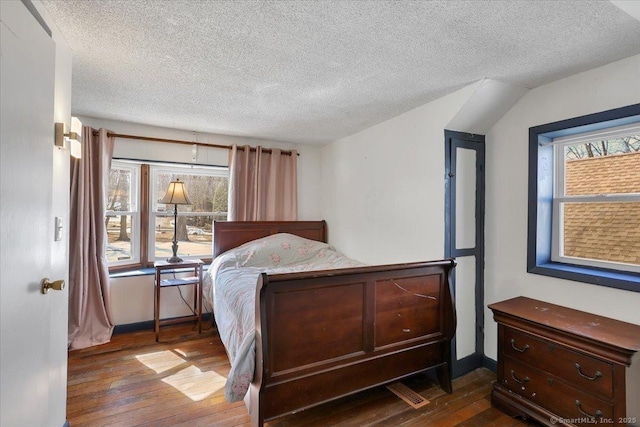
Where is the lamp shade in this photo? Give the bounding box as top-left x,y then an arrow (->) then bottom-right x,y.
161,178 -> 191,205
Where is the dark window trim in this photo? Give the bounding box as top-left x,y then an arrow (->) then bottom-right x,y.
527,103 -> 640,292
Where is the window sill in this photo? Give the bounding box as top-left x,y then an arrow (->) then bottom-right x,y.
528,262 -> 640,293
109,264 -> 211,279
110,268 -> 155,279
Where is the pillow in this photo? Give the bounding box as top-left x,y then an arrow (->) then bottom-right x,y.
231,233 -> 334,268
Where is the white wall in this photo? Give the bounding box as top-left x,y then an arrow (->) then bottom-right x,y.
484,54 -> 640,360
78,117 -> 323,324
321,55 -> 640,367
320,82 -> 480,264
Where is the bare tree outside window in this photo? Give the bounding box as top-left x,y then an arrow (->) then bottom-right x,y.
105,169 -> 131,241
565,135 -> 640,160
105,165 -> 138,263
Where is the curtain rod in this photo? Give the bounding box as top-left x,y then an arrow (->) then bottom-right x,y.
92,131 -> 299,156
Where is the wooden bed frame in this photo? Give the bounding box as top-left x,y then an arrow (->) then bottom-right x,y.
212,220 -> 456,426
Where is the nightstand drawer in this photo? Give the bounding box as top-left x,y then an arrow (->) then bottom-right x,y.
503,357 -> 613,424
504,327 -> 613,399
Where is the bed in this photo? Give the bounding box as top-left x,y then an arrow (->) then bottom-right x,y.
205,220 -> 456,426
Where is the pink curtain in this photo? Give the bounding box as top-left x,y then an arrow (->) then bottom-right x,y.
228,145 -> 298,221
68,128 -> 115,350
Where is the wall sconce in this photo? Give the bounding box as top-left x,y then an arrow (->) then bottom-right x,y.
55,117 -> 82,158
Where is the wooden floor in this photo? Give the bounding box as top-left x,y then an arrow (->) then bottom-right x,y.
67,324 -> 534,426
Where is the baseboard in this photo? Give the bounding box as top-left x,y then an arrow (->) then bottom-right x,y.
114,313 -> 213,334
483,355 -> 497,372
452,352 -> 484,378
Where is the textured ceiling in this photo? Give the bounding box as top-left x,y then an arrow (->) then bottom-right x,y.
41,0 -> 640,145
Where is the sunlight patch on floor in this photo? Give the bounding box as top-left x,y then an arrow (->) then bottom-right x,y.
135,350 -> 185,373
135,349 -> 227,401
162,365 -> 226,401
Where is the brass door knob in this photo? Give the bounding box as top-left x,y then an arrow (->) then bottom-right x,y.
41,278 -> 65,294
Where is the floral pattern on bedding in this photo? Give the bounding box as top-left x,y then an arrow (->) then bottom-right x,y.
202,233 -> 363,402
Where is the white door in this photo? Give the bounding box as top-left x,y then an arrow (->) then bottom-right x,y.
0,2 -> 68,426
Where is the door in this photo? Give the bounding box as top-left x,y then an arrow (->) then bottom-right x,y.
444,130 -> 485,377
0,2 -> 68,426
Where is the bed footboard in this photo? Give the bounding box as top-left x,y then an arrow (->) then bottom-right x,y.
249,258 -> 456,426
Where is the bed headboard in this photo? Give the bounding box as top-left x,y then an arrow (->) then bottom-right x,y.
212,221 -> 328,258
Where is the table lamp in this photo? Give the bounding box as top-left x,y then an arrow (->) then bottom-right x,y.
160,178 -> 191,263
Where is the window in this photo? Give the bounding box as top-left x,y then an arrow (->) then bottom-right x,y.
528,104 -> 640,291
106,160 -> 228,270
552,125 -> 640,273
106,161 -> 140,266
151,166 -> 228,262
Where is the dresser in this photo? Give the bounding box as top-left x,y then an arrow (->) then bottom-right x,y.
489,297 -> 640,427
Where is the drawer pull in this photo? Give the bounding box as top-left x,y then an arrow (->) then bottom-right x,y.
510,369 -> 529,384
575,363 -> 602,381
575,400 -> 603,419
510,339 -> 529,353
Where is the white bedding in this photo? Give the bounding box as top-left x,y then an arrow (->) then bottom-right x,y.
202,233 -> 363,402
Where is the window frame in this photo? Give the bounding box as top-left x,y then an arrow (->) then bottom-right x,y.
105,161 -> 141,268
149,164 -> 228,264
106,160 -> 228,271
551,134 -> 640,273
527,103 -> 640,292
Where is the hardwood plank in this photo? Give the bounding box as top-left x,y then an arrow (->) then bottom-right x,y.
67,324 -> 532,426
387,375 -> 496,426
426,397 -> 493,427
462,401 -> 532,427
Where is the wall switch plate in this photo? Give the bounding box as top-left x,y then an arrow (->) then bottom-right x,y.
54,216 -> 63,241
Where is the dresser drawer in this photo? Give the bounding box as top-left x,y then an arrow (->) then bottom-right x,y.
503,357 -> 614,424
504,327 -> 613,399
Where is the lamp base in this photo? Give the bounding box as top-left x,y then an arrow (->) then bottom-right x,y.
167,226 -> 182,263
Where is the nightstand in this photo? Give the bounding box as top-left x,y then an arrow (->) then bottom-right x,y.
154,259 -> 204,342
